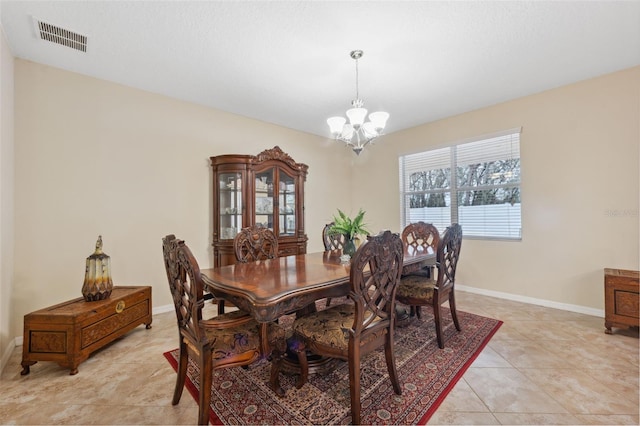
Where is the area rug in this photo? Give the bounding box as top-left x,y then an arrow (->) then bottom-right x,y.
163,307 -> 502,425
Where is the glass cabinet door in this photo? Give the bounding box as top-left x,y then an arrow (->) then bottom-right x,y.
218,172 -> 243,240
278,169 -> 296,237
254,169 -> 274,231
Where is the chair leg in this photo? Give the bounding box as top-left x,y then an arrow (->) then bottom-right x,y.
268,348 -> 285,397
384,329 -> 402,395
217,300 -> 226,315
172,341 -> 188,405
292,339 -> 308,389
433,302 -> 445,349
325,298 -> 332,308
449,291 -> 461,331
348,355 -> 361,425
198,357 -> 213,426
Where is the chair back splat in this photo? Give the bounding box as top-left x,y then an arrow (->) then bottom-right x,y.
401,221 -> 439,278
292,230 -> 404,425
437,223 -> 462,293
162,234 -> 205,342
350,231 -> 404,336
402,221 -> 439,255
322,222 -> 346,251
234,225 -> 279,263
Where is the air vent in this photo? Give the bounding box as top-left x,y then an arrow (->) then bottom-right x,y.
33,18 -> 87,52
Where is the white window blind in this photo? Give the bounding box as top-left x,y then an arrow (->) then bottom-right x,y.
399,128 -> 522,240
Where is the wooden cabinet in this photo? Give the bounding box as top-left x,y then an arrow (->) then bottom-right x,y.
604,268 -> 639,334
21,286 -> 152,375
211,146 -> 308,267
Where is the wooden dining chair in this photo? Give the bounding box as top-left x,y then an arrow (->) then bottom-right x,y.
234,224 -> 279,263
291,230 -> 404,425
399,222 -> 439,318
395,223 -> 463,349
217,225 -> 279,315
322,222 -> 346,307
322,222 -> 345,251
162,234 -> 285,425
401,221 -> 440,278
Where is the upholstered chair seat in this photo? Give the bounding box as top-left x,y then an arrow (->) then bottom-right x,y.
200,318 -> 285,361
292,304 -> 383,349
396,275 -> 436,301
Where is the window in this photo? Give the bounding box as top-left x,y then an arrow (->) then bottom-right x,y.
399,128 -> 521,240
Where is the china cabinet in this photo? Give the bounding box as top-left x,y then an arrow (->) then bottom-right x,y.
210,146 -> 308,267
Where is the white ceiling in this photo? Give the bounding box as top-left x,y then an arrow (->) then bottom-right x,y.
1,1 -> 639,138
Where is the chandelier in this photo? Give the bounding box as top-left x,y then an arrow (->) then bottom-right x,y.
327,50 -> 389,155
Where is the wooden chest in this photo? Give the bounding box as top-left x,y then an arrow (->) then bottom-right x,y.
21,286 -> 152,375
604,268 -> 639,334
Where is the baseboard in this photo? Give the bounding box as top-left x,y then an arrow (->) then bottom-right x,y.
153,303 -> 174,315
1,339 -> 15,375
457,285 -> 604,318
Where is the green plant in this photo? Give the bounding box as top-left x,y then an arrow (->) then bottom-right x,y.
329,208 -> 370,240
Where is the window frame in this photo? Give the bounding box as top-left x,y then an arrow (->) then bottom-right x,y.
399,128 -> 522,241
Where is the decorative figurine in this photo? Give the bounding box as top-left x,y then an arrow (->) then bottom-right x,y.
81,235 -> 113,301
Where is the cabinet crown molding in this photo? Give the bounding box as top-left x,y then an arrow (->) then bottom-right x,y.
255,146 -> 309,175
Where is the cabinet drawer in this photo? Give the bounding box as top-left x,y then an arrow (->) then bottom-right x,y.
81,298 -> 150,348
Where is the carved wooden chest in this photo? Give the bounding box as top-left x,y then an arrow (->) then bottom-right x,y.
21,286 -> 152,375
604,268 -> 639,334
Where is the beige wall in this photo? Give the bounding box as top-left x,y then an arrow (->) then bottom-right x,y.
11,60 -> 352,340
0,26 -> 15,370
350,66 -> 640,313
6,58 -> 640,349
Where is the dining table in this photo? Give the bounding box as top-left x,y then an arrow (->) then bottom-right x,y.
200,246 -> 436,323
200,246 -> 436,379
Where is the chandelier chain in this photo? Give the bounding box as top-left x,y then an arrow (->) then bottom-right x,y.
354,55 -> 359,102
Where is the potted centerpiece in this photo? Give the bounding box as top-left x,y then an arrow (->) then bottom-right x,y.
328,208 -> 371,257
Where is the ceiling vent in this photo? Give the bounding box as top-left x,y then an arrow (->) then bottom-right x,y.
33,18 -> 87,52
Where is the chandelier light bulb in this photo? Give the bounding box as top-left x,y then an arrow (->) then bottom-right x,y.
326,49 -> 389,155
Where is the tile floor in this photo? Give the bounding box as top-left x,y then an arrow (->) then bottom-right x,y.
1,291 -> 638,425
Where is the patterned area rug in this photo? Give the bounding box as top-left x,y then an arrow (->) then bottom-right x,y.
163,307 -> 502,425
